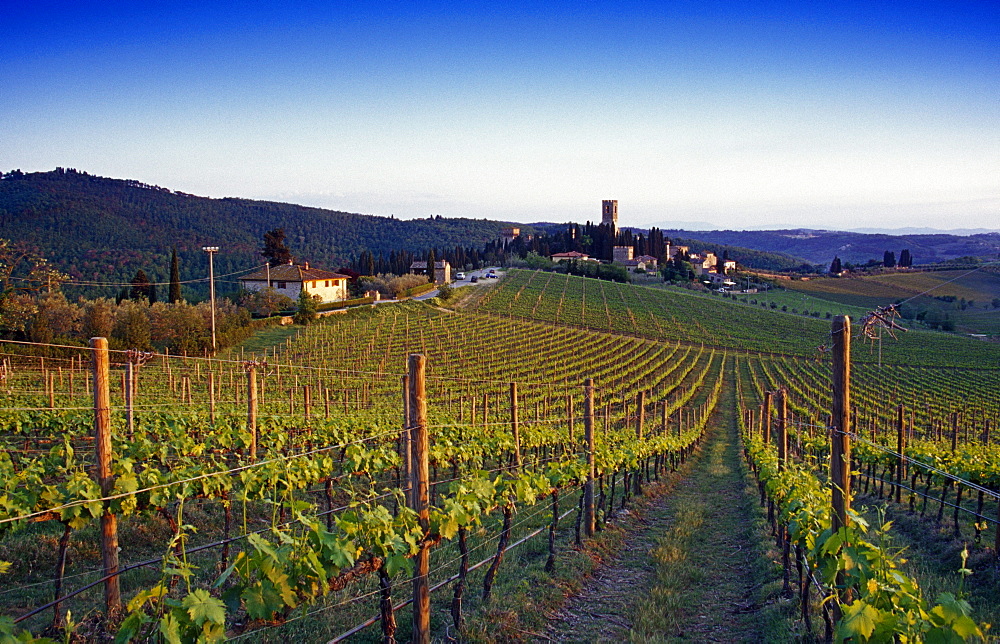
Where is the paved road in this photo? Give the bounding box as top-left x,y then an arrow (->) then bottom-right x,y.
414,266 -> 505,300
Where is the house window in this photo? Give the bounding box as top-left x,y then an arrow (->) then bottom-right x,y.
277,281 -> 286,289
325,280 -> 330,287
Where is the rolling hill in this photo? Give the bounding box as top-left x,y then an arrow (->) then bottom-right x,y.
0,168 -> 518,297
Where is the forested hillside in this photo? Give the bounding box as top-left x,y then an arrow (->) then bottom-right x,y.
0,168 -> 516,297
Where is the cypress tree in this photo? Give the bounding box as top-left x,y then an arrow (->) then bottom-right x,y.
169,248 -> 182,303
130,269 -> 151,302
426,249 -> 437,284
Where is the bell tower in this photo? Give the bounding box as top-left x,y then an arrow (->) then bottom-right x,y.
601,200 -> 618,232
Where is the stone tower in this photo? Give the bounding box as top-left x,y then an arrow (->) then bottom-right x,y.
602,200 -> 618,232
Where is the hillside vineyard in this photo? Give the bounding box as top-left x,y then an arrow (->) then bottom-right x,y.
0,273 -> 997,641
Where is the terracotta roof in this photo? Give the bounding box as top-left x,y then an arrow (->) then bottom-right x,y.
241,264 -> 349,282
551,251 -> 590,258
634,255 -> 659,262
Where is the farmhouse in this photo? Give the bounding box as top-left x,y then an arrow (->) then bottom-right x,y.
410,260 -> 452,284
550,251 -> 597,263
239,261 -> 349,303
634,254 -> 659,269
621,259 -> 650,273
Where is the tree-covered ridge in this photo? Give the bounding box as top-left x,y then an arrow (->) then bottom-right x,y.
0,168 -> 519,298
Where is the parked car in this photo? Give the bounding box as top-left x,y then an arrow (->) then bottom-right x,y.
470,276 -> 478,283
485,273 -> 498,279
455,272 -> 466,280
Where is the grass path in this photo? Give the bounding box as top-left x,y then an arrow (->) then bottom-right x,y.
544,380 -> 794,642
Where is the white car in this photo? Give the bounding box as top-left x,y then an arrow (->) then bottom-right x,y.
455,272 -> 466,280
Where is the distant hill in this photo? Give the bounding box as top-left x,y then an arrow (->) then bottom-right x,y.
662,229 -> 1000,266
0,168 -> 519,297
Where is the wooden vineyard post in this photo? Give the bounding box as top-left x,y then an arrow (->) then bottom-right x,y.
208,371 -> 216,424
896,405 -> 905,504
408,355 -> 430,644
635,390 -> 645,440
566,395 -> 574,443
510,383 -> 522,470
91,338 -> 121,613
776,387 -> 791,595
763,390 -> 773,444
777,388 -> 787,471
125,361 -> 135,436
401,375 -> 411,505
661,401 -> 668,436
830,316 -> 852,614
634,390 -> 645,495
247,365 -> 258,462
583,378 -> 596,538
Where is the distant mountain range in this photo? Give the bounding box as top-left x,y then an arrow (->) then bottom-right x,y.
657,229 -> 1000,266
649,222 -> 1000,237
846,227 -> 1000,236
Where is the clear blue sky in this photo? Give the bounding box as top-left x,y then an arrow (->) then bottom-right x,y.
3,1 -> 998,230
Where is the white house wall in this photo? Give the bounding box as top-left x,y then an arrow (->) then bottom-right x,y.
241,279 -> 347,303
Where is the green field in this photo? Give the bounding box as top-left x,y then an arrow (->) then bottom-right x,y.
3,272 -> 999,642
780,268 -> 1000,337
475,269 -> 1000,367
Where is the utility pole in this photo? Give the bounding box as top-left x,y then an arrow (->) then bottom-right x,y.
202,247 -> 219,352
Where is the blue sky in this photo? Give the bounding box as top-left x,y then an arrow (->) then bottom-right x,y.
2,1 -> 998,230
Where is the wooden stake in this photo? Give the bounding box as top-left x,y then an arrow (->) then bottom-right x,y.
401,375 -> 411,506
125,362 -> 135,436
408,355 -> 430,644
583,378 -> 596,538
510,383 -> 522,470
635,390 -> 645,440
208,371 -> 216,424
896,404 -> 905,504
567,395 -> 574,443
777,388 -> 788,471
247,366 -> 258,461
763,390 -> 773,444
91,337 -> 121,613
830,316 -> 852,617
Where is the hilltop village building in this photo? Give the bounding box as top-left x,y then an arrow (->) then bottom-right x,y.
594,200 -> 733,277
602,200 -> 618,232
239,261 -> 350,303
500,227 -> 520,244
612,245 -> 633,263
410,260 -> 452,284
